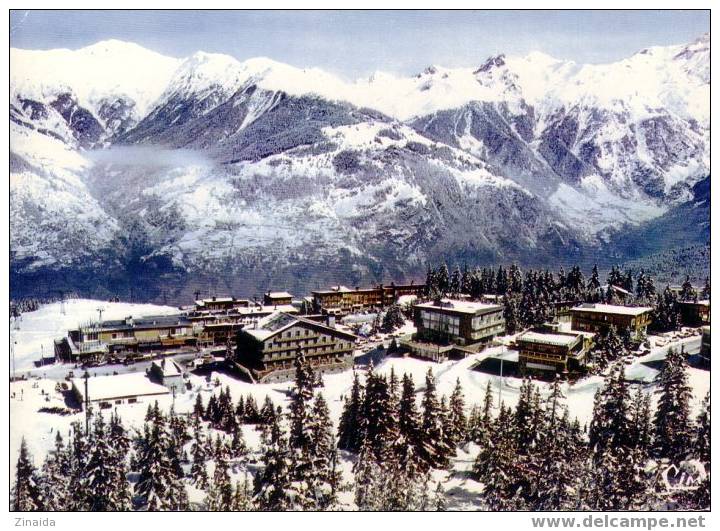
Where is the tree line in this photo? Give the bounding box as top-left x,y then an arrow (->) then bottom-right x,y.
12,346 -> 709,511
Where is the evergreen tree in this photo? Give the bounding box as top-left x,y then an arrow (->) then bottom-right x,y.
701,277 -> 710,300
447,378 -> 467,447
83,413 -> 131,511
381,304 -> 405,333
653,347 -> 693,461
38,432 -> 70,511
679,276 -> 696,302
232,473 -> 255,511
206,453 -> 234,510
134,404 -> 189,511
420,368 -> 451,469
190,423 -> 209,489
254,411 -> 298,510
12,438 -> 42,511
308,393 -> 342,509
693,391 -> 710,463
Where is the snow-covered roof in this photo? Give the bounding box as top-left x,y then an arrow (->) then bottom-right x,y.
152,357 -> 182,377
517,331 -> 581,347
415,298 -> 503,315
72,373 -> 169,402
266,291 -> 292,298
243,311 -> 357,342
570,303 -> 652,316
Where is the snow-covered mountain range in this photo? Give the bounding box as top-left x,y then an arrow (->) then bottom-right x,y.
10,36 -> 710,301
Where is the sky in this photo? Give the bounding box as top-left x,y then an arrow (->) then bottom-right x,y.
9,10 -> 710,79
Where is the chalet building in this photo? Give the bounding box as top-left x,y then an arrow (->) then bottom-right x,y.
311,282 -> 425,315
678,300 -> 710,327
196,321 -> 246,349
71,373 -> 170,409
569,303 -> 652,339
413,298 -> 505,346
263,291 -> 293,306
150,357 -> 186,395
194,297 -> 251,312
61,314 -> 196,362
234,312 -> 357,383
516,330 -> 587,375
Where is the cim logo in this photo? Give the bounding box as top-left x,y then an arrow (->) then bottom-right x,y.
661,461 -> 706,491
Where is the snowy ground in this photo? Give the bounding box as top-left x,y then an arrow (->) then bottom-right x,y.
9,299 -> 710,509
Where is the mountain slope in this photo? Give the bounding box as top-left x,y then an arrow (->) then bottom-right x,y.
9,37 -> 710,302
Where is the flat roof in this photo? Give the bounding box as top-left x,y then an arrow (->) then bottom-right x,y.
88,314 -> 191,332
570,303 -> 652,316
266,291 -> 292,298
415,298 -> 503,314
72,373 -> 170,402
517,331 -> 581,347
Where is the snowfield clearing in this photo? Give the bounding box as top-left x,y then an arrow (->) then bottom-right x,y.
9,299 -> 710,509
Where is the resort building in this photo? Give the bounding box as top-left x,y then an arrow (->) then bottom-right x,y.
569,303 -> 652,339
413,298 -> 505,346
234,312 -> 357,383
263,291 -> 293,306
311,282 -> 425,315
678,300 -> 710,327
71,373 -> 170,409
516,330 -> 587,375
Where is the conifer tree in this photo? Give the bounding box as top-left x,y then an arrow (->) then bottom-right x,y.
206,453 -> 234,510
693,391 -> 710,463
12,438 -> 42,511
38,432 -> 70,511
420,368 -> 451,469
653,347 -> 693,461
232,472 -> 255,511
190,423 -> 209,489
134,404 -> 189,511
447,378 -> 467,446
254,411 -> 297,510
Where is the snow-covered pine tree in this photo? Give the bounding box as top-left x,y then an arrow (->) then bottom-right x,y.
258,395 -> 276,426
419,368 -> 451,469
190,422 -> 209,489
434,481 -> 447,511
83,413 -> 131,511
679,276 -> 697,302
229,423 -> 249,463
531,379 -> 580,510
12,438 -> 42,511
475,403 -> 524,510
193,393 -> 205,422
232,472 -> 255,511
133,404 -> 189,511
447,378 -> 467,447
701,277 -> 710,300
629,387 -> 653,454
381,304 -> 405,333
653,347 -> 693,461
352,437 -> 382,510
360,363 -> 398,464
308,392 -> 341,509
244,395 -> 260,423
206,451 -> 234,510
38,432 -> 70,511
693,391 -> 710,463
254,410 -> 298,510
